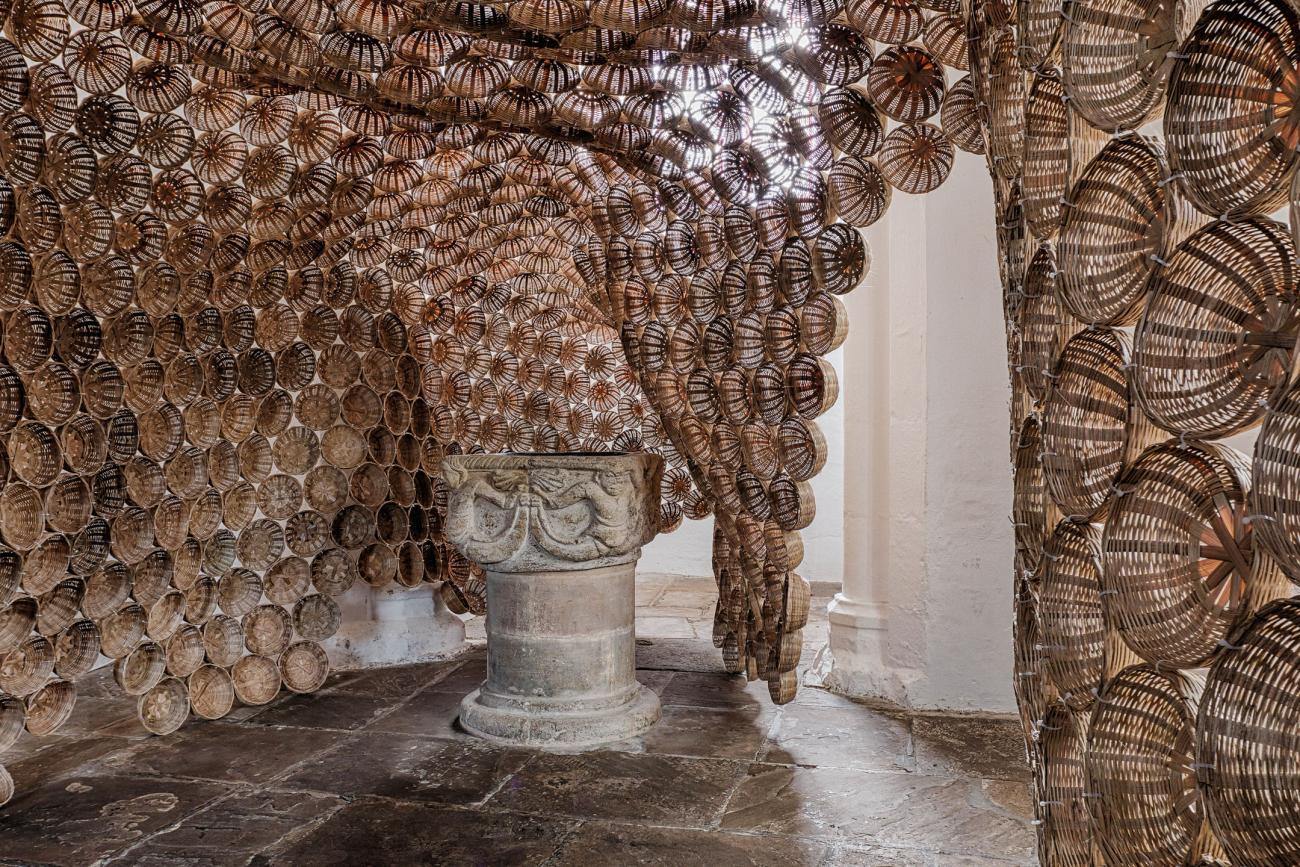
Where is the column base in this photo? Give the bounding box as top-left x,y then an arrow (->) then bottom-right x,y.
459,683 -> 661,749
820,593 -> 925,708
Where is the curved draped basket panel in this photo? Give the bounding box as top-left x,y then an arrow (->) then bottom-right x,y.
1102,440 -> 1289,669
1133,217 -> 1298,440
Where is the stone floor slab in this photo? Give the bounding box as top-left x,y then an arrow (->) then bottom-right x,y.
88,722 -> 344,785
910,714 -> 1030,783
242,690 -> 404,732
106,789 -> 344,867
760,703 -> 913,773
549,823 -> 830,866
268,800 -> 576,866
275,731 -> 532,805
0,774 -> 230,867
487,750 -> 746,828
721,764 -> 1035,861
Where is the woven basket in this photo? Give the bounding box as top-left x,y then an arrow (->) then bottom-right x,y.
0,635 -> 55,697
1196,597 -> 1300,863
188,663 -> 235,720
1016,245 -> 1060,403
1087,665 -> 1220,864
232,654 -> 281,705
1022,70 -> 1068,238
1061,0 -> 1181,131
138,676 -> 189,736
280,640 -> 329,693
54,619 -> 100,679
24,679 -> 74,737
1013,576 -> 1052,747
3,598 -> 41,655
164,625 -> 206,679
1037,520 -> 1106,710
21,538 -> 68,598
1057,136 -> 1178,326
113,640 -> 167,696
1104,440 -> 1291,669
1040,328 -> 1145,520
0,691 -> 23,752
202,614 -> 244,668
1134,217 -> 1296,439
1034,706 -> 1097,866
1165,0 -> 1300,217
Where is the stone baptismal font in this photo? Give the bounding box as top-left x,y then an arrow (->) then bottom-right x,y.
441,452 -> 663,746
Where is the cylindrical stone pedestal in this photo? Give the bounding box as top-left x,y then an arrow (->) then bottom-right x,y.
441,452 -> 663,748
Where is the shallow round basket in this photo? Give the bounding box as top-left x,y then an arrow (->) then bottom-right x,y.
1037,521 -> 1105,710
0,635 -> 55,697
24,679 -> 75,736
244,604 -> 293,657
1013,418 -> 1050,572
114,641 -> 167,696
1196,597 -> 1300,863
1251,380 -> 1300,581
147,590 -> 186,642
1165,0 -> 1300,217
1034,706 -> 1095,866
877,122 -> 954,195
1018,0 -> 1063,70
188,664 -> 235,720
1104,440 -> 1286,669
984,29 -> 1025,180
292,594 -> 341,641
1040,328 -> 1135,520
1016,245 -> 1060,404
1013,576 -> 1052,747
232,654 -> 281,706
1134,217 -> 1296,439
55,619 -> 100,680
98,603 -> 146,660
1061,0 -> 1180,131
1022,71 -> 1068,238
201,614 -> 244,669
0,692 -> 23,752
1087,665 -> 1207,865
165,625 -> 206,679
280,640 -> 329,693
1057,136 -> 1174,325
138,677 -> 189,736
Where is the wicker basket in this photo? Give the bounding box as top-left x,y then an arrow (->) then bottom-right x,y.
1034,706 -> 1097,866
24,679 -> 74,737
1040,328 -> 1145,520
280,640 -> 329,693
138,677 -> 189,736
1196,597 -> 1300,863
0,635 -> 55,697
1165,0 -> 1300,217
1061,0 -> 1180,131
113,641 -> 167,696
1037,520 -> 1106,710
188,663 -> 235,720
1134,217 -> 1296,439
1057,136 -> 1177,326
1087,665 -> 1219,864
1104,440 -> 1291,669
232,654 -> 281,706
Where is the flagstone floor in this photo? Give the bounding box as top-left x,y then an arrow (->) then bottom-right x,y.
0,574 -> 1035,866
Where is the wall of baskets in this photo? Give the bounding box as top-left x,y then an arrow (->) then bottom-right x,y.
0,0 -> 994,809
971,0 -> 1300,862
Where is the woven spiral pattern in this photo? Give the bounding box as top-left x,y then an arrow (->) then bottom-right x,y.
1037,520 -> 1105,710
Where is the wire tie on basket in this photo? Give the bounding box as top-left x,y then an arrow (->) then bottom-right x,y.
1242,514 -> 1275,526
1166,51 -> 1190,60
1192,762 -> 1215,770
1119,361 -> 1137,370
1216,639 -> 1244,651
1158,172 -> 1186,188
1081,792 -> 1103,799
1149,253 -> 1171,267
1058,196 -> 1075,209
1038,800 -> 1064,807
1099,589 -> 1118,597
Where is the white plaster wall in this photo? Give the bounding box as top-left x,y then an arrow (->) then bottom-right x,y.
915,158 -> 1016,711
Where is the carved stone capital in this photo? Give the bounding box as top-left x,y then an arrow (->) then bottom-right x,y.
441,452 -> 663,572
